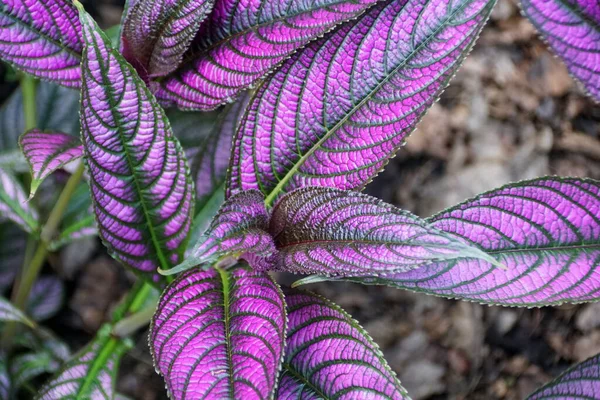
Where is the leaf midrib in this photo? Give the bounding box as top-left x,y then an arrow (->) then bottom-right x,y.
263,0 -> 489,205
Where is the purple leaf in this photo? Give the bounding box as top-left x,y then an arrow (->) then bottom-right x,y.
520,0 -> 600,101
0,0 -> 82,87
0,295 -> 33,327
156,0 -> 380,111
19,130 -> 83,199
26,275 -> 64,321
166,190 -> 275,275
527,352 -> 600,399
279,288 -> 408,399
227,0 -> 496,204
269,187 -> 501,277
78,6 -> 194,277
315,177 -> 600,307
38,333 -> 129,399
0,168 -> 39,233
122,0 -> 215,78
150,267 -> 286,400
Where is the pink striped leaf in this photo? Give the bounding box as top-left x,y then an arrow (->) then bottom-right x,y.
520,0 -> 600,101
150,267 -> 286,400
279,288 -> 408,399
122,0 -> 215,78
155,0 -> 380,110
0,0 -> 82,87
19,130 -> 83,199
227,0 -> 496,204
78,5 -> 194,278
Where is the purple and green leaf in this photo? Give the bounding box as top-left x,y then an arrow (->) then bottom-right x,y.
270,187 -> 501,277
279,288 -> 408,399
0,0 -> 82,87
10,351 -> 60,390
166,190 -> 275,275
227,0 -> 496,204
156,0 -> 380,110
78,6 -> 194,277
26,275 -> 64,321
0,168 -> 39,233
19,130 -> 83,199
302,177 -> 600,307
37,329 -> 130,400
0,295 -> 34,327
520,0 -> 600,101
527,352 -> 600,399
150,266 -> 286,400
122,0 -> 215,78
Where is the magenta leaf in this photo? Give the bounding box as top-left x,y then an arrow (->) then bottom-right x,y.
0,0 -> 82,87
279,288 -> 408,399
26,275 -> 64,321
270,187 -> 500,277
156,0 -> 380,111
122,0 -> 215,78
312,177 -> 600,307
166,190 -> 275,275
528,352 -> 600,399
150,266 -> 286,400
520,0 -> 600,101
78,6 -> 194,277
38,330 -> 129,400
227,0 -> 496,204
0,295 -> 33,327
19,130 -> 83,199
0,168 -> 39,234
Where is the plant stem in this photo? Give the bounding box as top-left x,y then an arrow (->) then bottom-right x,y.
20,74 -> 36,132
111,281 -> 157,337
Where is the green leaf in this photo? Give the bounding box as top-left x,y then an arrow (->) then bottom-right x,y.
0,295 -> 34,327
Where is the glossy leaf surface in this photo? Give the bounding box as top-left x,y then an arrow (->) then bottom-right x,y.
228,0 -> 496,203
37,333 -> 128,400
527,352 -> 600,399
0,295 -> 33,326
324,177 -> 600,307
0,168 -> 38,233
270,187 -> 500,276
122,0 -> 215,77
19,130 -> 83,198
279,288 -> 407,399
78,7 -> 194,276
521,0 -> 600,101
26,276 -> 64,321
168,190 -> 274,274
156,0 -> 380,110
0,0 -> 82,87
150,267 -> 286,400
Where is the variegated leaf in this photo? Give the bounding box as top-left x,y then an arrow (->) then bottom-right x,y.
270,187 -> 501,277
19,130 -> 83,198
279,288 -> 408,399
0,168 -> 38,233
520,0 -> 600,101
227,0 -> 496,204
150,267 -> 286,400
0,0 -> 82,87
0,295 -> 33,327
10,351 -> 59,390
156,0 -> 380,110
122,0 -> 215,78
0,223 -> 26,293
78,6 -> 194,277
167,190 -> 275,275
307,177 -> 600,307
0,352 -> 9,400
26,276 -> 64,321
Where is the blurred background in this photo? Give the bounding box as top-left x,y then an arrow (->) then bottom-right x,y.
1,0 -> 599,398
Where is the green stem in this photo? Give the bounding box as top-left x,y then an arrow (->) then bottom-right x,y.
112,303 -> 156,338
20,74 -> 36,132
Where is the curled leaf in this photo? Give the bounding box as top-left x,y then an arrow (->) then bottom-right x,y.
156,0 -> 380,110
0,0 -> 82,87
270,187 -> 501,277
0,168 -> 38,234
279,288 -> 408,399
520,0 -> 600,101
122,0 -> 215,77
227,0 -> 496,203
19,130 -> 83,199
78,6 -> 194,276
150,267 -> 286,400
166,190 -> 275,275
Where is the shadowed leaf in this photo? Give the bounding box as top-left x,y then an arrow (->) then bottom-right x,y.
0,168 -> 38,233
150,266 -> 286,400
0,295 -> 34,327
26,276 -> 64,321
227,0 -> 496,204
0,352 -> 9,399
10,351 -> 59,390
0,223 -> 26,293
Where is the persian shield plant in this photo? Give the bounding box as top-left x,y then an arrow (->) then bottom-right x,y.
0,0 -> 598,398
